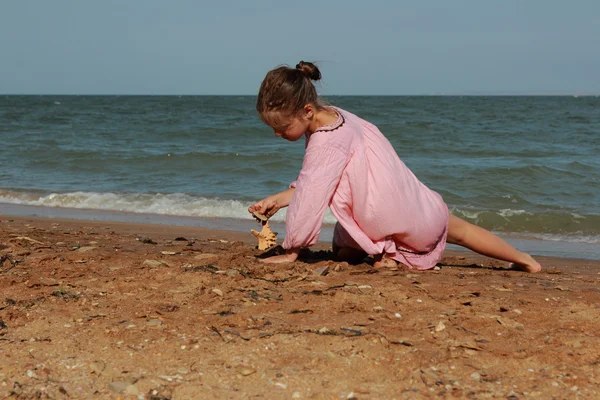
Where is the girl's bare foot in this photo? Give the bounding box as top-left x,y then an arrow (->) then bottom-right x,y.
373,254 -> 398,269
509,253 -> 542,273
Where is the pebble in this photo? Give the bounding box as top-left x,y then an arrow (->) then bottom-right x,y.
394,313 -> 402,319
89,361 -> 105,374
142,260 -> 167,267
236,367 -> 256,376
76,246 -> 97,253
108,381 -> 129,393
435,321 -> 446,332
315,266 -> 330,276
147,319 -> 163,326
292,392 -> 302,398
125,385 -> 138,395
212,288 -> 224,296
470,372 -> 481,381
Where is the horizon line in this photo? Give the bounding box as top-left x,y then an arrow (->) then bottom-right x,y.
2,92 -> 600,97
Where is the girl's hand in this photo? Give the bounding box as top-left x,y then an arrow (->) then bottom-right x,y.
259,248 -> 299,264
248,197 -> 280,220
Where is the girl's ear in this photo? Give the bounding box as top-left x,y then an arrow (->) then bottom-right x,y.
303,104 -> 315,119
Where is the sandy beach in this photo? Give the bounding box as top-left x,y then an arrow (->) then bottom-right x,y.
1,214 -> 600,399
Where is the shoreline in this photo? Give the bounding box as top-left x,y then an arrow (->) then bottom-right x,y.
2,202 -> 600,261
2,213 -> 600,275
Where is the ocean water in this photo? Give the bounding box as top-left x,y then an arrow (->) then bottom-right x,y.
1,95 -> 599,259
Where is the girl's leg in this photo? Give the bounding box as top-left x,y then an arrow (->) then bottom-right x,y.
332,223 -> 368,264
447,215 -> 542,273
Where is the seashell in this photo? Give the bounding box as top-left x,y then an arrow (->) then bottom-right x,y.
250,221 -> 278,251
252,211 -> 269,222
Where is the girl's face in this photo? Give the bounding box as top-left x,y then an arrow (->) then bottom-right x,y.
272,115 -> 310,142
265,104 -> 315,142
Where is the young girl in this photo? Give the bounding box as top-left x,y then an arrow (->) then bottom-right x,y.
248,61 -> 541,273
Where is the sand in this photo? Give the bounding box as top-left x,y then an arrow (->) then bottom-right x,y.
1,215 -> 600,399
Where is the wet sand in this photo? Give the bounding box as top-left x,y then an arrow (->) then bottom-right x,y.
1,215 -> 600,399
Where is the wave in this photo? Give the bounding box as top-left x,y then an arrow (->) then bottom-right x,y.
0,189 -> 329,223
451,207 -> 600,244
1,189 -> 599,245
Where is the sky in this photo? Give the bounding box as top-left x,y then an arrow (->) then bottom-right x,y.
1,0 -> 599,95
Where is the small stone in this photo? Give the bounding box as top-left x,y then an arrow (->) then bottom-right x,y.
194,253 -> 218,260
143,259 -> 167,267
315,266 -> 330,276
236,367 -> 256,376
334,262 -> 348,271
394,313 -> 402,319
226,269 -> 240,277
108,381 -> 129,393
318,327 -> 330,334
433,266 -> 441,271
441,309 -> 456,316
76,246 -> 97,253
212,288 -> 224,296
435,321 -> 446,332
161,251 -> 178,255
292,392 -> 302,398
147,319 -> 163,326
274,382 -> 287,389
138,236 -> 157,244
372,306 -> 384,312
124,385 -> 138,395
90,361 -> 105,374
470,372 -> 481,381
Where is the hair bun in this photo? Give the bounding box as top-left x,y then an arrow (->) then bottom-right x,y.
295,61 -> 322,81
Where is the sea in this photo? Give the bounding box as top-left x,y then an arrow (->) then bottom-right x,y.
1,95 -> 599,260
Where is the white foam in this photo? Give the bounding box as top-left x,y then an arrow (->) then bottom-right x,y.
498,209 -> 530,218
0,190 -> 339,224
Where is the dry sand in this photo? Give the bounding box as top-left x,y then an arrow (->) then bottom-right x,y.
1,215 -> 600,399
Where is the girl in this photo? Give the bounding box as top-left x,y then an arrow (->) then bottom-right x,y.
248,61 -> 541,273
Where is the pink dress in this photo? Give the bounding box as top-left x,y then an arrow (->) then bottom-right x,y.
282,107 -> 449,270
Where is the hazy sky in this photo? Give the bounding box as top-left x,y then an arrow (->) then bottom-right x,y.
1,1 -> 599,95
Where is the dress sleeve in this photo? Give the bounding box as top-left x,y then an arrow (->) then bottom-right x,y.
282,146 -> 348,249
289,135 -> 311,189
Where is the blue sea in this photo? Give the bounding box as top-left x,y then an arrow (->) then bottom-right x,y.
1,95 -> 599,259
